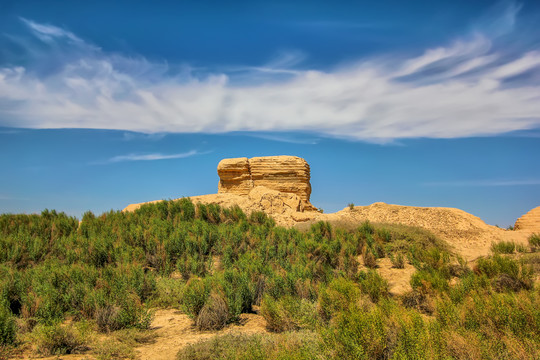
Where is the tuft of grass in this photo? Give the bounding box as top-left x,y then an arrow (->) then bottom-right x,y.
529,233 -> 540,251
362,248 -> 377,269
491,241 -> 516,254
390,252 -> 405,269
92,338 -> 136,360
32,323 -> 86,356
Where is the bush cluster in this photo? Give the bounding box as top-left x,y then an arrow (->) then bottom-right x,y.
1,199 -> 538,359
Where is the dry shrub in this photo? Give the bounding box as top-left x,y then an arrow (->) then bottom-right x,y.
196,292 -> 229,331
95,305 -> 121,332
400,291 -> 434,315
362,248 -> 377,269
445,330 -> 482,360
253,275 -> 266,306
493,273 -> 523,292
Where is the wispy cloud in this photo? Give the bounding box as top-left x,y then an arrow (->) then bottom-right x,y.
423,179 -> 540,187
100,150 -> 202,164
20,17 -> 85,44
244,132 -> 319,145
1,2 -> 540,141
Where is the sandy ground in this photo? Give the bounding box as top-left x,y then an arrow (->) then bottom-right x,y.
9,310 -> 267,360
136,309 -> 267,360
370,257 -> 416,296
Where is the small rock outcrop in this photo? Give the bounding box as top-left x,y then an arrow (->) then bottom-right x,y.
217,156 -> 314,210
515,206 -> 540,232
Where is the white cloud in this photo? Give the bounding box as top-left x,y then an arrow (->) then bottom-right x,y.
102,150 -> 201,163
1,4 -> 540,141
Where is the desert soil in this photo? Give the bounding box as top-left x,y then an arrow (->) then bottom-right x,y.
13,310 -> 267,360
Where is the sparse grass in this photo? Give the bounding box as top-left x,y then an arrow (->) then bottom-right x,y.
177,331 -> 322,360
92,338 -> 136,360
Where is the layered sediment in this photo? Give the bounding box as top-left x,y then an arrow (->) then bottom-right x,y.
514,206 -> 540,232
217,156 -> 314,210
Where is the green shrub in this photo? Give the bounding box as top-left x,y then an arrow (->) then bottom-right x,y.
390,252 -> 405,269
181,278 -> 209,320
32,323 -> 86,355
260,295 -> 317,332
529,233 -> 540,251
149,277 -> 185,308
474,254 -> 533,291
0,303 -> 16,346
322,306 -> 387,359
491,241 -> 516,254
318,277 -> 360,321
358,270 -> 389,303
410,268 -> 449,293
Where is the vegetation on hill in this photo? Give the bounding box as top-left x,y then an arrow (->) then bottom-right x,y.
0,199 -> 538,359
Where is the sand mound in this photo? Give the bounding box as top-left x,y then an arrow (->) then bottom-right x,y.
315,202 -> 528,261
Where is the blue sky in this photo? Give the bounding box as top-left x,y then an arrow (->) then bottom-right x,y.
0,0 -> 539,227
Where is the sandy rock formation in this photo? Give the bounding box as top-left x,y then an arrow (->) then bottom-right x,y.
514,206 -> 540,232
217,156 -> 314,210
216,157 -> 253,195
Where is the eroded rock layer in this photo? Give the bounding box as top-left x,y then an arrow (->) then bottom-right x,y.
515,206 -> 540,232
217,156 -> 314,210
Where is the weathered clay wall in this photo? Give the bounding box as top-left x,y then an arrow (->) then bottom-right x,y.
217,156 -> 314,210
514,206 -> 540,232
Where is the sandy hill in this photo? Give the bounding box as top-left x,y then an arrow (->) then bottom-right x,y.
124,155 -> 536,261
